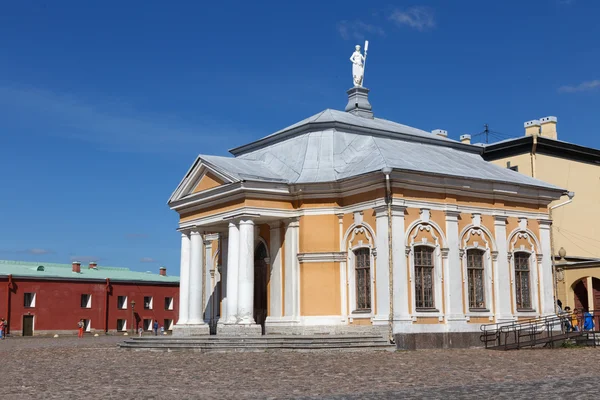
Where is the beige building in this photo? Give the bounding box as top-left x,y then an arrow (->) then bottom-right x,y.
168,85 -> 567,349
483,118 -> 600,314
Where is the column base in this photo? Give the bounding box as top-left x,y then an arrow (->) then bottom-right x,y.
172,323 -> 210,337
217,323 -> 262,336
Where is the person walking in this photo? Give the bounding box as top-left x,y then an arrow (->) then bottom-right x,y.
0,318 -> 5,340
77,319 -> 84,338
153,320 -> 159,336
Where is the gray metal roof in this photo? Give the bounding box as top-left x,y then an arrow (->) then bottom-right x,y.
195,109 -> 562,191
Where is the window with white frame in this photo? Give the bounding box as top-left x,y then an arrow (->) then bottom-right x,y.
117,319 -> 127,332
466,249 -> 486,309
144,296 -> 153,310
514,252 -> 532,310
24,292 -> 36,308
80,294 -> 92,308
117,295 -> 127,309
164,297 -> 174,311
83,319 -> 91,332
143,319 -> 153,331
354,248 -> 371,311
414,246 -> 435,309
163,319 -> 173,331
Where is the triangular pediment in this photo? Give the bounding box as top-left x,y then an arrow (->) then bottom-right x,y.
168,157 -> 237,204
192,171 -> 225,193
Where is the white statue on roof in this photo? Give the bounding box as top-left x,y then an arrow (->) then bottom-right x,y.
349,41 -> 368,87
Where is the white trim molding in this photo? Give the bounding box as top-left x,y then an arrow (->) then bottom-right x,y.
297,252 -> 347,263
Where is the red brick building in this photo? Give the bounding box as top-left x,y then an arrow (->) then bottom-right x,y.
0,260 -> 179,336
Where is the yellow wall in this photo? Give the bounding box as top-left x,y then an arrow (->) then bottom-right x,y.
489,153 -> 533,177
299,214 -> 339,252
300,262 -> 340,315
192,172 -> 224,193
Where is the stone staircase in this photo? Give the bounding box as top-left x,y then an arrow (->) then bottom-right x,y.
118,334 -> 396,352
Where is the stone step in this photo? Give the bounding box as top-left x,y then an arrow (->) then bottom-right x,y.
119,334 -> 395,352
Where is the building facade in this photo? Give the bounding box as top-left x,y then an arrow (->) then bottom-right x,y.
0,260 -> 179,336
169,86 -> 567,347
483,117 -> 600,314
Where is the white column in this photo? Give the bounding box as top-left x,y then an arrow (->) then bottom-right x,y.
494,215 -> 513,322
237,219 -> 256,324
225,223 -> 239,323
284,218 -> 300,319
177,231 -> 191,325
220,234 -> 229,322
188,229 -> 204,325
268,222 -> 283,319
537,219 -> 555,316
391,205 -> 410,324
203,237 -> 213,323
374,206 -> 389,324
445,210 -> 466,322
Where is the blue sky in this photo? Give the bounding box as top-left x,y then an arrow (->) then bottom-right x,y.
1,0 -> 598,273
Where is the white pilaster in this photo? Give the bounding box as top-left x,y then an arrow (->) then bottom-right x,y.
220,234 -> 228,322
493,215 -> 513,322
284,218 -> 300,319
391,205 -> 410,324
337,213 -> 348,323
203,237 -> 214,323
538,219 -> 555,316
237,220 -> 256,324
176,231 -> 191,325
188,229 -> 205,325
267,222 -> 283,319
445,210 -> 466,322
225,223 -> 240,323
374,206 -> 389,324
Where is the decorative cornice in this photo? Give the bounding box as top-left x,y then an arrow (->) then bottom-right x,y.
297,252 -> 347,263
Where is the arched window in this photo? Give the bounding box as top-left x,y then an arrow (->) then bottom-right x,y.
466,249 -> 486,309
514,252 -> 531,310
354,248 -> 371,310
414,246 -> 435,309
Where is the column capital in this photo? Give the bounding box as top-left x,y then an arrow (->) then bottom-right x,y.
491,251 -> 499,261
391,204 -> 407,216
190,229 -> 203,236
493,214 -> 509,224
537,218 -> 553,227
536,254 -> 544,262
239,219 -> 255,226
286,217 -> 300,228
268,221 -> 281,230
179,229 -> 191,237
336,212 -> 345,220
444,209 -> 461,219
374,205 -> 387,216
441,248 -> 450,259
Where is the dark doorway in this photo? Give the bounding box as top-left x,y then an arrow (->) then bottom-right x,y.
22,315 -> 34,336
254,242 -> 269,334
573,279 -> 589,311
593,278 -> 600,311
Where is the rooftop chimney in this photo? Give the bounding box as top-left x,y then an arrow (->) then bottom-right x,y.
460,134 -> 471,144
159,267 -> 167,276
72,261 -> 81,273
539,116 -> 557,139
432,129 -> 447,138
89,262 -> 97,270
345,87 -> 373,119
524,119 -> 541,136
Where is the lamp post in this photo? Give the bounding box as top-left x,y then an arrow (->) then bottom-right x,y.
131,300 -> 136,335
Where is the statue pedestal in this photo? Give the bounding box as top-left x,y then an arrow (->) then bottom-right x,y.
345,87 -> 373,119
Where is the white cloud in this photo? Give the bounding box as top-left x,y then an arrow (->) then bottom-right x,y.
558,80 -> 600,93
70,255 -> 101,263
0,85 -> 242,154
21,248 -> 54,255
389,6 -> 435,31
337,20 -> 385,41
140,257 -> 156,263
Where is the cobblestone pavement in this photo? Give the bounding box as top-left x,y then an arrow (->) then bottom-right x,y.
1,336 -> 599,399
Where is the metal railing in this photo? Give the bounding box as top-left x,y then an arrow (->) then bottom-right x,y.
480,310 -> 599,350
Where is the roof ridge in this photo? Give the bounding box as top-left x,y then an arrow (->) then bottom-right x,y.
0,259 -> 130,271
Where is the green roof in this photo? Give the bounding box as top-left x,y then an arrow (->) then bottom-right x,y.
0,260 -> 179,284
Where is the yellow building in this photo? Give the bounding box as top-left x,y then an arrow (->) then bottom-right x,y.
483,117 -> 600,314
168,86 -> 568,349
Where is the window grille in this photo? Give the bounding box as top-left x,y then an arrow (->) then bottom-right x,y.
414,246 -> 435,309
514,252 -> 532,310
467,249 -> 486,309
354,248 -> 371,310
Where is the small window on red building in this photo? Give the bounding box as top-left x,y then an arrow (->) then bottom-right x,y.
117,296 -> 127,309
144,296 -> 153,310
117,319 -> 127,332
24,292 -> 36,308
164,297 -> 173,310
143,319 -> 153,331
80,294 -> 92,308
